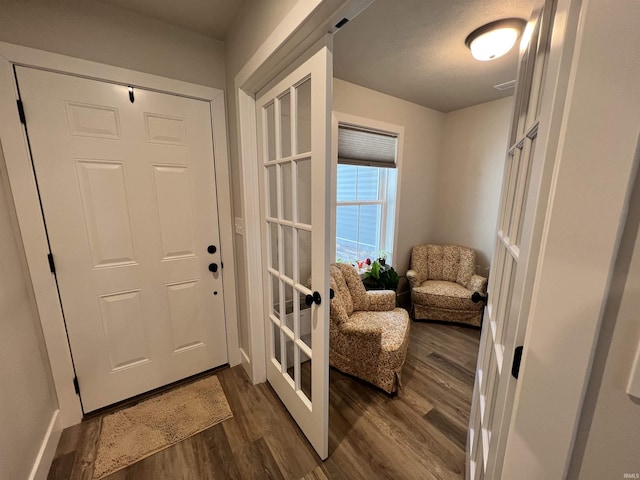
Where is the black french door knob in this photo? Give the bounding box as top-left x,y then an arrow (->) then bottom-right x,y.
208,263 -> 218,273
305,291 -> 322,306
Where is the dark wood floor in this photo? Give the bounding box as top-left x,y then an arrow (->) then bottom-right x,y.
47,320 -> 480,480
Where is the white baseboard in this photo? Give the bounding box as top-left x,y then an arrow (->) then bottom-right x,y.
29,409 -> 62,480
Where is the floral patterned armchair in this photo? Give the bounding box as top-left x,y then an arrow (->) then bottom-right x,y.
407,245 -> 487,327
329,263 -> 410,393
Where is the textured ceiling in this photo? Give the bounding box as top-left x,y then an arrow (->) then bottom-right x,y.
94,0 -> 534,112
96,0 -> 246,40
334,0 -> 536,112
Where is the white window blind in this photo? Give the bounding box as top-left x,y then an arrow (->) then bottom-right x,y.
338,125 -> 398,168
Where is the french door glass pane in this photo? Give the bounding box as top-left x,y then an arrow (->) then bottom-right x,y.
267,166 -> 277,218
300,353 -> 312,402
280,92 -> 291,158
300,293 -> 312,350
266,103 -> 276,161
297,159 -> 312,225
296,79 -> 311,154
283,225 -> 294,280
282,162 -> 293,221
284,282 -> 294,331
298,228 -> 312,287
272,321 -> 282,365
285,333 -> 294,382
270,273 -> 279,319
269,222 -> 278,270
516,137 -> 537,246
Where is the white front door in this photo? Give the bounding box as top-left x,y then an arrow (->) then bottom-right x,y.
16,67 -> 228,412
467,1 -> 555,478
256,43 -> 332,459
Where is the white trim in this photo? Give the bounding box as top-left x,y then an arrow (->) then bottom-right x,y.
237,89 -> 266,383
0,42 -> 218,100
0,41 -> 240,427
28,410 -> 62,480
210,94 -> 241,368
234,0 -> 372,383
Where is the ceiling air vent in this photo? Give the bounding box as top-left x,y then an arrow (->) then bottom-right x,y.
493,80 -> 516,91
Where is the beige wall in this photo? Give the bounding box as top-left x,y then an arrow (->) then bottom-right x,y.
224,0 -> 300,353
0,149 -> 58,480
0,0 -> 226,88
434,97 -> 513,272
333,78 -> 445,277
568,167 -> 640,479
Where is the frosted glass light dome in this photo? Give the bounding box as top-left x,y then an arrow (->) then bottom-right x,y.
465,19 -> 526,62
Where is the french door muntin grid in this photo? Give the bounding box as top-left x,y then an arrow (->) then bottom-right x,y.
263,77 -> 314,407
469,1 -> 552,475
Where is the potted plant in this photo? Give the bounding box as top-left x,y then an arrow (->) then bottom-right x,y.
362,260 -> 399,291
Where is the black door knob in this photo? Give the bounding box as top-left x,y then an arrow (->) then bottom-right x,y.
305,291 -> 322,306
207,245 -> 217,254
208,263 -> 218,273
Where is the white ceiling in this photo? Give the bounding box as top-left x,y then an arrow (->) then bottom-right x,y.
334,0 -> 536,112
95,0 -> 534,112
97,0 -> 246,41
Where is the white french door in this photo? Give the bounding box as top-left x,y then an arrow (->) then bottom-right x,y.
467,1 -> 555,478
256,44 -> 332,459
16,67 -> 228,412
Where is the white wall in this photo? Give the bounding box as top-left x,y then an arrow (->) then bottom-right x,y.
568,164 -> 640,479
434,97 -> 513,272
0,0 -> 226,89
0,148 -> 58,480
224,0 -> 300,355
333,78 -> 445,277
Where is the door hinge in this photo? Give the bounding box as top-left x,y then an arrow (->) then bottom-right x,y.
512,345 -> 524,379
47,253 -> 56,273
16,99 -> 26,124
73,376 -> 80,395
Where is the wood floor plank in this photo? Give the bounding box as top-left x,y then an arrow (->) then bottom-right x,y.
47,321 -> 480,480
233,438 -> 284,480
424,408 -> 468,452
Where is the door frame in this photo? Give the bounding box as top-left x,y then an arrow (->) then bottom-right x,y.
0,41 -> 241,429
234,0 -> 373,383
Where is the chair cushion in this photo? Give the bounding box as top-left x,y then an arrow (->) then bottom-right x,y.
348,310 -> 408,354
412,280 -> 481,311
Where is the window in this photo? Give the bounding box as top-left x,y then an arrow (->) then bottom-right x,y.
335,124 -> 398,264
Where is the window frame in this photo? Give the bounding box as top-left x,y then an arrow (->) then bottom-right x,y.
331,112 -> 404,266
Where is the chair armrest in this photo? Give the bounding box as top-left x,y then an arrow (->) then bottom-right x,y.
469,274 -> 488,294
366,290 -> 396,311
339,323 -> 383,356
406,269 -> 422,289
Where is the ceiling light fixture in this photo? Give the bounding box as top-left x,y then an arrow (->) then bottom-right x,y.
465,19 -> 526,61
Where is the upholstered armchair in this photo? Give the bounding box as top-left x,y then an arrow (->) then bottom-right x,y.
329,263 -> 410,393
407,245 -> 487,327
